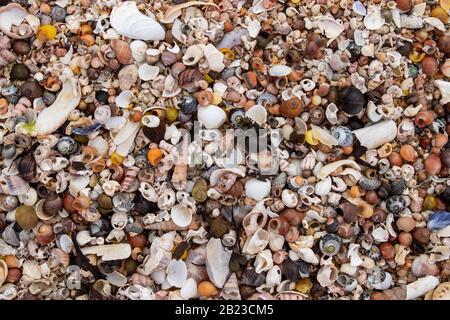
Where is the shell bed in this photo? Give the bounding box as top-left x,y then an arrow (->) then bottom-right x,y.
0,0 -> 450,301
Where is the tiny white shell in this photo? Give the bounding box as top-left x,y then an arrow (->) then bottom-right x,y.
269,65 -> 292,77
115,90 -> 133,108
170,204 -> 193,227
197,105 -> 226,129
138,63 -> 159,81
245,104 -> 267,126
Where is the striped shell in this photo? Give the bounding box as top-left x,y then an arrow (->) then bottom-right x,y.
390,178 -> 406,195
359,176 -> 382,191
240,268 -> 266,287
331,126 -> 353,147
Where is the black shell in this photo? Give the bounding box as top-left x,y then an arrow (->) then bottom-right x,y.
17,153 -> 36,182
339,86 -> 367,115
179,96 -> 197,115
386,195 -> 406,214
56,136 -> 79,156
10,63 -> 30,81
72,122 -> 103,136
142,119 -> 166,143
390,178 -> 406,195
240,268 -> 266,287
282,259 -> 302,282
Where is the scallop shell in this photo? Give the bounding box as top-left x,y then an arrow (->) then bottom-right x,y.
166,259 -> 188,288
205,238 -> 231,288
110,1 -> 165,41
197,105 -> 227,129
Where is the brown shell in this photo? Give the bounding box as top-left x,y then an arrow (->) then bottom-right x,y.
209,216 -> 231,238
15,205 -> 38,230
17,154 -> 36,182
111,39 -> 133,65
178,69 -> 203,91
42,194 -> 63,217
280,98 -> 303,118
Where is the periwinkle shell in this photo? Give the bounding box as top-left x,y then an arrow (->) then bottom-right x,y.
319,233 -> 342,256
56,137 -> 79,156
240,268 -> 266,287
385,195 -> 406,215
331,126 -> 353,147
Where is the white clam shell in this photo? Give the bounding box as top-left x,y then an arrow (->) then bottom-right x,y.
434,80 -> 450,105
110,1 -> 165,41
81,243 -> 131,261
269,65 -> 292,77
206,238 -> 231,288
406,276 -> 439,300
247,19 -> 261,38
245,178 -> 271,201
245,104 -> 267,126
180,278 -> 197,299
352,120 -> 397,150
115,90 -> 133,108
170,204 -> 193,227
138,63 -> 160,81
166,259 -> 188,288
281,189 -> 299,208
130,40 -> 148,63
364,7 -> 385,30
313,16 -> 345,39
254,249 -> 273,273
197,105 -> 227,129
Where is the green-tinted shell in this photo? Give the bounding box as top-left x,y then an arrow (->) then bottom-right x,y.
15,205 -> 38,230
192,179 -> 208,203
10,63 -> 30,81
209,216 -> 230,238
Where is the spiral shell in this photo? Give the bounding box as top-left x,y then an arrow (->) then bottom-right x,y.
359,176 -> 382,191
331,126 -> 353,147
192,179 -> 208,203
240,268 -> 266,287
385,195 -> 406,215
121,166 -> 140,192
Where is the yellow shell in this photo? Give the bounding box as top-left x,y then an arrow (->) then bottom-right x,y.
440,0 -> 450,12
37,25 -> 57,41
210,92 -> 222,105
295,278 -> 313,294
290,0 -> 301,4
431,6 -> 449,23
220,48 -> 235,60
409,51 -> 426,63
111,151 -> 125,165
204,74 -> 215,84
165,107 -> 178,123
305,130 -> 319,145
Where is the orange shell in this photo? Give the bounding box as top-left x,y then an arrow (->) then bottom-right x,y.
147,148 -> 164,166
399,144 -> 417,162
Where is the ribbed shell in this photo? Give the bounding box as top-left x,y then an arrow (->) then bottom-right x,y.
385,195 -> 406,214
359,176 -> 382,191
240,268 -> 266,287
272,172 -> 287,190
390,178 -> 406,195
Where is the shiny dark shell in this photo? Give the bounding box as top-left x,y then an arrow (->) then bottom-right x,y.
17,154 -> 36,182
179,96 -> 197,115
43,194 -> 63,217
386,195 -> 406,214
390,178 -> 406,195
339,86 -> 367,115
240,268 -> 266,287
319,233 -> 342,256
51,5 -> 67,22
142,119 -> 166,143
282,259 -> 308,282
72,122 -> 103,136
21,80 -> 43,100
56,136 -> 79,156
10,63 -> 30,81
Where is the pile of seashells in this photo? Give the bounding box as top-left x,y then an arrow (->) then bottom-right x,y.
0,0 -> 449,300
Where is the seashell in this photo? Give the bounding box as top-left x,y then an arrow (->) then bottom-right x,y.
339,86 -> 367,115
205,238 -> 231,288
386,195 -> 406,215
353,1 -> 367,16
331,126 -> 353,147
138,64 -> 159,81
245,105 -> 267,126
243,204 -> 268,236
240,268 -> 266,287
434,80 -> 450,105
427,211 -> 450,231
242,228 -> 270,255
0,259 -> 8,287
118,65 -> 138,91
406,276 -> 439,300
203,44 -> 225,72
315,177 -> 332,196
111,39 -> 133,65
364,6 -> 385,30
81,243 -> 132,261
254,249 -> 273,273
317,160 -> 361,180
16,76 -> 81,137
221,273 -> 241,300
359,176 -> 382,191
313,16 -> 345,39
337,274 -> 358,292
56,136 -> 78,156
352,120 -> 397,150
390,178 -> 406,195
281,189 -> 298,208
319,234 -> 342,256
72,122 -> 103,136
325,103 -> 339,125
110,1 -> 165,41
17,154 -> 36,182
411,255 -> 439,277
432,282 -> 450,300
245,178 -> 271,201
197,105 -> 226,129
310,125 -> 338,146
166,259 -> 188,288
170,204 -> 194,228
269,65 -> 292,77
367,267 -> 393,290
0,4 -> 32,39
316,264 -> 339,287
180,278 -> 197,299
